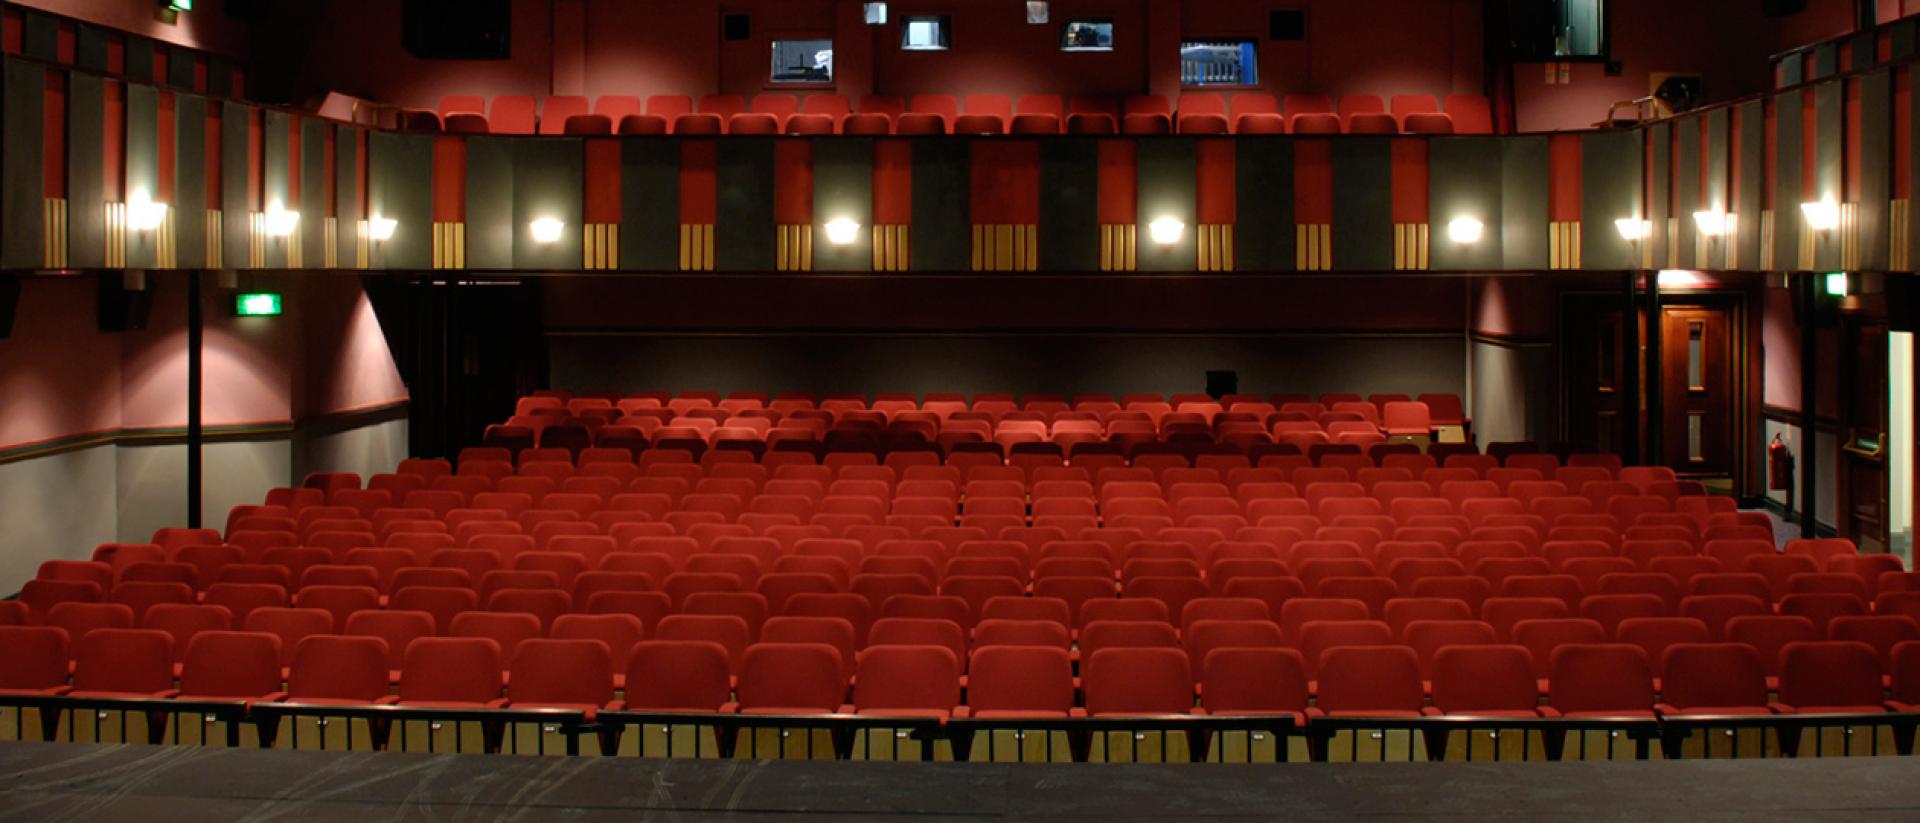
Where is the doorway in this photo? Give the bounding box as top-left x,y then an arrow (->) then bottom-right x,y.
1658,304 -> 1737,476
1839,319 -> 1890,553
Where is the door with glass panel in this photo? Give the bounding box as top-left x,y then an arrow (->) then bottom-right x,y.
1659,306 -> 1734,476
1839,320 -> 1890,554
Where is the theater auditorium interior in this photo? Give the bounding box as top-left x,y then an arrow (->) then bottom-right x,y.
7,0 -> 1920,818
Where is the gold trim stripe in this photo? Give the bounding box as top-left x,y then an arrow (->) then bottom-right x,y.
1724,213 -> 1741,270
1393,223 -> 1430,270
285,219 -> 303,269
1759,209 -> 1775,271
354,219 -> 370,269
1797,216 -> 1816,272
1548,221 -> 1580,269
206,210 -> 223,269
1893,199 -> 1910,271
1665,216 -> 1680,269
1100,224 -> 1136,272
431,221 -> 465,269
1839,202 -> 1860,271
1197,224 -> 1233,272
872,224 -> 909,271
43,198 -> 67,268
1295,223 -> 1331,271
323,216 -> 338,269
104,202 -> 127,268
970,224 -> 1038,271
154,209 -> 176,269
584,223 -> 620,270
776,224 -> 812,272
680,224 -> 715,271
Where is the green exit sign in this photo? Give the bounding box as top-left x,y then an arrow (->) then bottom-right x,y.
234,292 -> 282,317
167,0 -> 193,11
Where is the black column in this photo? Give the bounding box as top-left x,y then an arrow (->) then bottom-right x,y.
1621,271 -> 1641,465
186,270 -> 203,529
1799,272 -> 1819,538
1646,279 -> 1664,468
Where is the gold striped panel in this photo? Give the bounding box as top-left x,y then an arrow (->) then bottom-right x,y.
1393,223 -> 1429,270
1664,217 -> 1679,269
872,224 -> 909,271
970,224 -> 1038,271
1693,217 -> 1710,270
354,219 -> 370,269
1759,209 -> 1775,270
679,224 -> 714,271
42,198 -> 67,268
322,216 -> 337,269
1797,218 -> 1816,272
1893,199 -> 1910,271
583,223 -> 619,270
1197,224 -> 1233,272
154,209 -> 176,269
1723,213 -> 1741,270
104,202 -> 127,268
775,224 -> 812,272
206,210 -> 223,269
1839,202 -> 1860,271
247,212 -> 267,268
1099,224 -> 1136,272
1295,223 -> 1331,271
431,222 -> 465,269
1548,221 -> 1579,269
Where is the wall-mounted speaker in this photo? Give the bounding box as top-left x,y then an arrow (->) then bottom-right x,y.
98,273 -> 151,332
723,14 -> 752,41
403,0 -> 511,59
0,276 -> 19,339
1269,10 -> 1305,41
1762,0 -> 1809,17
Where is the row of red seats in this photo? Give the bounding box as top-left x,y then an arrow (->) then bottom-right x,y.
515,390 -> 1469,424
5,624 -> 1918,758
420,93 -> 1496,137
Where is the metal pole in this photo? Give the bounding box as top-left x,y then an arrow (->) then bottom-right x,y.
1622,271 -> 1641,465
1800,272 -> 1819,538
1646,277 -> 1664,467
187,270 -> 203,529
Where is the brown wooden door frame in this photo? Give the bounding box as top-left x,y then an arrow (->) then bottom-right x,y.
1837,318 -> 1890,552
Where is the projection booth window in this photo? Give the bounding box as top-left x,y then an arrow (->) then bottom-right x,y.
1061,19 -> 1113,51
771,39 -> 833,83
1181,39 -> 1258,86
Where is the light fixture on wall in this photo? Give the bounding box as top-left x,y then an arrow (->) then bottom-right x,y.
863,2 -> 887,25
127,188 -> 168,232
1692,210 -> 1728,236
1447,216 -> 1484,244
164,0 -> 192,11
1826,271 -> 1849,297
264,200 -> 300,237
1802,197 -> 1840,232
1148,216 -> 1184,246
367,216 -> 398,242
1614,217 -> 1651,241
824,217 -> 861,245
1026,1 -> 1050,24
530,217 -> 566,243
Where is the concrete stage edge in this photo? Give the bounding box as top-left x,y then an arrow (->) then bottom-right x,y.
0,742 -> 1917,821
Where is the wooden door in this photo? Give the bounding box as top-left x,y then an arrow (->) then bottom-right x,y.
1659,306 -> 1735,475
1840,321 -> 1889,553
1562,296 -> 1639,455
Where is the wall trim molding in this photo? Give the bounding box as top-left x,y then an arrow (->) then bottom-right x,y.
547,329 -> 1466,340
1761,404 -> 1840,431
0,398 -> 409,466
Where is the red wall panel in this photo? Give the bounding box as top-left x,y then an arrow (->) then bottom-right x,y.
1392,138 -> 1430,224
1195,139 -> 1234,225
1546,134 -> 1580,222
43,72 -> 65,198
1293,139 -> 1332,224
1897,71 -> 1912,201
583,139 -> 621,224
102,80 -> 123,202
773,139 -> 813,225
1097,140 -> 1136,225
680,140 -> 718,224
970,140 -> 1040,225
873,140 -> 912,225
430,135 -> 463,223
156,92 -> 174,202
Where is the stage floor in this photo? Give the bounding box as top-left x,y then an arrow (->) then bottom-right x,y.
0,742 -> 1917,821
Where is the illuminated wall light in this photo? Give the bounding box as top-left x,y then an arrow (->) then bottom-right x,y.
1026,1 -> 1050,24
1802,198 -> 1840,231
1447,216 -> 1484,244
824,217 -> 861,245
863,2 -> 887,24
1657,269 -> 1702,289
1148,216 -> 1185,246
1826,272 -> 1849,297
233,292 -> 282,317
367,216 -> 397,241
165,0 -> 192,11
1692,210 -> 1727,236
127,189 -> 168,231
529,217 -> 566,243
1614,217 -> 1650,241
263,200 -> 300,236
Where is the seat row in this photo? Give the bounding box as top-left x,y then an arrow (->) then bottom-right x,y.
418,93 -> 1496,137
517,391 -> 1468,422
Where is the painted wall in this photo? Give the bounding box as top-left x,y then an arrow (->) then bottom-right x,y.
1467,276 -> 1554,447
7,0 -> 252,57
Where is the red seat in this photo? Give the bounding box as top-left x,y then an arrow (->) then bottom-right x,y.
1311,646 -> 1425,717
967,646 -> 1077,718
508,639 -> 615,717
1403,112 -> 1456,134
1083,647 -> 1193,716
1345,112 -> 1399,134
1290,113 -> 1342,134
736,642 -> 848,714
489,96 -> 537,134
617,114 -> 670,135
853,645 -> 961,720
786,114 -> 837,135
1429,645 -> 1542,717
674,113 -> 725,135
1657,643 -> 1769,716
538,96 -> 589,135
593,95 -> 642,122
71,629 -> 175,700
1547,643 -> 1655,717
1121,96 -> 1172,135
619,640 -> 735,711
728,113 -> 781,135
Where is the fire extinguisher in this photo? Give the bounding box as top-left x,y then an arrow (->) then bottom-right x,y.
1768,434 -> 1794,491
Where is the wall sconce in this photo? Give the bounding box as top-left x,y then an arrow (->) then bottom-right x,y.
264,200 -> 300,237
127,189 -> 168,231
1447,216 -> 1484,244
529,217 -> 565,243
1692,210 -> 1728,236
863,2 -> 887,24
1801,198 -> 1840,232
367,216 -> 397,241
1614,218 -> 1651,241
1148,216 -> 1184,246
1826,271 -> 1849,297
1026,1 -> 1049,24
824,218 -> 861,246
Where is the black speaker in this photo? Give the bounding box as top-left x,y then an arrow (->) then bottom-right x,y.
1501,0 -> 1561,61
0,276 -> 18,339
98,273 -> 151,332
1762,0 -> 1809,17
403,0 -> 511,60
1205,370 -> 1238,400
1890,275 -> 1920,332
723,14 -> 752,41
1269,10 -> 1305,41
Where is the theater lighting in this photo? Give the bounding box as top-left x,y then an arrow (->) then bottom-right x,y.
233,292 -> 282,317
367,216 -> 397,242
1826,272 -> 1849,297
1802,198 -> 1840,231
1656,269 -> 1702,289
127,189 -> 167,231
1693,210 -> 1728,236
1614,218 -> 1650,241
1447,216 -> 1484,244
824,217 -> 861,245
1148,216 -> 1185,245
530,217 -> 566,243
263,200 -> 300,236
165,0 -> 192,11
1027,1 -> 1050,24
863,2 -> 887,25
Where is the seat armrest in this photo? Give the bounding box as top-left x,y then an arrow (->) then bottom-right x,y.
951,706 -> 971,719
1419,707 -> 1444,717
1536,707 -> 1563,719
1068,707 -> 1088,719
1766,702 -> 1795,715
373,695 -> 401,706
